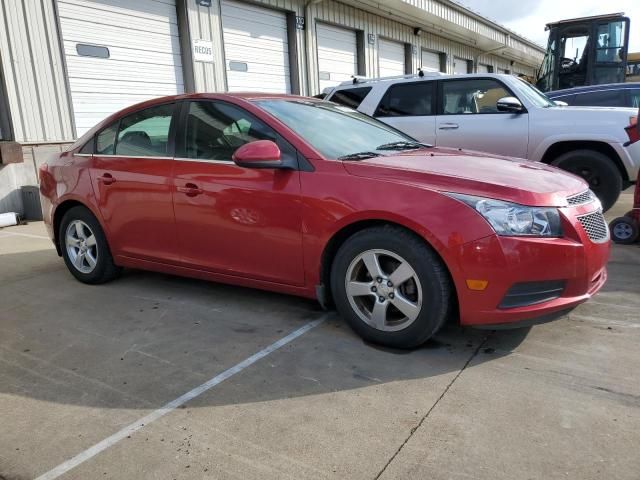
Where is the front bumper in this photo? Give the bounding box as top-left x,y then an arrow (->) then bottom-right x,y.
453,205 -> 610,327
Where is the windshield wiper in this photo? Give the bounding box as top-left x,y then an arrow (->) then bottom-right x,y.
338,152 -> 382,161
375,141 -> 432,151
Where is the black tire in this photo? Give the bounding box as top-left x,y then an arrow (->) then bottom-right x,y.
330,225 -> 452,349
59,206 -> 122,284
609,216 -> 639,244
551,149 -> 622,212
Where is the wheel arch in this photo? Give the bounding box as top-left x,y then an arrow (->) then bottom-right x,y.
318,219 -> 459,312
52,199 -> 104,256
540,141 -> 629,184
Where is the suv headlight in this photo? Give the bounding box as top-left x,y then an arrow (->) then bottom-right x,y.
447,193 -> 562,237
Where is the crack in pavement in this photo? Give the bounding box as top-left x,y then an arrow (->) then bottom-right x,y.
373,334 -> 490,480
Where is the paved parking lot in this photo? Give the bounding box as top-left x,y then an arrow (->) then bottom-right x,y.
1,188 -> 639,480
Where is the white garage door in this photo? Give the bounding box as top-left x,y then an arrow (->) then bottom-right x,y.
316,23 -> 357,91
477,64 -> 490,73
453,57 -> 470,75
221,0 -> 290,93
378,39 -> 405,77
57,0 -> 184,136
421,50 -> 441,73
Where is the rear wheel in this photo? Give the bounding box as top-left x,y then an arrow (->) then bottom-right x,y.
330,226 -> 452,349
551,149 -> 622,212
59,206 -> 121,284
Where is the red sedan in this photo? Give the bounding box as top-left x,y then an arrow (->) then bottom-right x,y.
39,93 -> 610,348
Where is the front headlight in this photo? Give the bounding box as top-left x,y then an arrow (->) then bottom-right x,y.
447,193 -> 562,237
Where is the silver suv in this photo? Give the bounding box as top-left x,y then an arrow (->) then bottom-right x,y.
324,73 -> 640,211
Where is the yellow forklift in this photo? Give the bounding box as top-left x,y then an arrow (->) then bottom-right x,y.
627,52 -> 640,81
536,13 -> 630,92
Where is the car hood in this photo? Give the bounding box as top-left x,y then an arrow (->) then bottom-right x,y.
342,147 -> 588,207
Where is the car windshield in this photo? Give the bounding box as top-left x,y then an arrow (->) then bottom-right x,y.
256,99 -> 419,159
512,78 -> 556,108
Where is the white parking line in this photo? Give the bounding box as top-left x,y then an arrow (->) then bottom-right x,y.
34,315 -> 328,480
0,230 -> 50,240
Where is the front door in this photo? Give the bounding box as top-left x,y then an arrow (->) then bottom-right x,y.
435,78 -> 529,158
172,100 -> 305,286
90,103 -> 179,263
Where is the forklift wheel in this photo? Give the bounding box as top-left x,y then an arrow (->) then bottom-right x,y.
609,217 -> 639,244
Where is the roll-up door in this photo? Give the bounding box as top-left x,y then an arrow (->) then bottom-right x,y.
221,0 -> 290,93
57,0 -> 184,136
316,23 -> 358,91
378,39 -> 405,77
421,50 -> 441,73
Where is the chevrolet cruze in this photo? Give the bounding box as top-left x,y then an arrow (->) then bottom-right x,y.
39,94 -> 610,348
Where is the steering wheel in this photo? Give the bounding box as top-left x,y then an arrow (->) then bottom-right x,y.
560,57 -> 577,70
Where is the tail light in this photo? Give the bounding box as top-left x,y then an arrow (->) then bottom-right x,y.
624,114 -> 639,146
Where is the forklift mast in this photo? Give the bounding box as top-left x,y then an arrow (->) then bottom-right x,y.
536,13 -> 630,92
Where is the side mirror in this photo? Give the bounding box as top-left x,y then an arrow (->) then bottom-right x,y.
232,140 -> 283,169
554,100 -> 569,107
496,96 -> 525,113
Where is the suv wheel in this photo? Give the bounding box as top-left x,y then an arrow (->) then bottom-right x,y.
330,226 -> 452,349
59,206 -> 122,284
551,149 -> 622,212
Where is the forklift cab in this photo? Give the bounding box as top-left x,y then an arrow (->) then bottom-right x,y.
537,13 -> 630,92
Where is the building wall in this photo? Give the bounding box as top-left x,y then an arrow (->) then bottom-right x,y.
0,0 -> 74,143
186,0 -> 539,97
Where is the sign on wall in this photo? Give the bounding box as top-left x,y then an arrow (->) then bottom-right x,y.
193,39 -> 214,63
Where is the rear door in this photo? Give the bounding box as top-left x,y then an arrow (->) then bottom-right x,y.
90,103 -> 179,262
435,78 -> 529,158
172,100 -> 305,285
373,81 -> 436,144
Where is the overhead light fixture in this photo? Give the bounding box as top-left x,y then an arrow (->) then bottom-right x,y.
414,27 -> 422,36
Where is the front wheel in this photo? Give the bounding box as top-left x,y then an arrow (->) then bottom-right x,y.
551,149 -> 622,212
330,226 -> 452,349
59,206 -> 122,284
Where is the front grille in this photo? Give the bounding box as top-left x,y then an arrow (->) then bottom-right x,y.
567,190 -> 595,206
577,211 -> 609,243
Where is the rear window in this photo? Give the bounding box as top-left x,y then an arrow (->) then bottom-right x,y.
329,87 -> 372,109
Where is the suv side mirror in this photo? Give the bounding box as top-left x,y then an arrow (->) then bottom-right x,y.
496,96 -> 525,113
233,140 -> 283,169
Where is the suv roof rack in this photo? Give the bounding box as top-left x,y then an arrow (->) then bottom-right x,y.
339,69 -> 444,86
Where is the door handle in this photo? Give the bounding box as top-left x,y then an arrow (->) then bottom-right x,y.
438,123 -> 459,130
177,183 -> 203,197
97,173 -> 115,185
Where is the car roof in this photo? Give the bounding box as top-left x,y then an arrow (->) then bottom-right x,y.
331,73 -> 521,91
547,82 -> 640,96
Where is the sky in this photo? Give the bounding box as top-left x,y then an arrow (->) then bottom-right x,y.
456,0 -> 640,52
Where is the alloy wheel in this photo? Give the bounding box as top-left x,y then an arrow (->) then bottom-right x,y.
65,220 -> 98,274
345,249 -> 422,332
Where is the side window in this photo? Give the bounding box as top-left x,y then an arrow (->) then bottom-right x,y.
96,123 -> 118,155
572,90 -> 625,107
630,90 -> 640,109
330,87 -> 372,109
115,103 -> 174,157
374,82 -> 434,117
442,79 -> 512,115
183,101 -> 277,161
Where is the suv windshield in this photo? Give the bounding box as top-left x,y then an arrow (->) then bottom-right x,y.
512,78 -> 556,108
256,100 -> 418,159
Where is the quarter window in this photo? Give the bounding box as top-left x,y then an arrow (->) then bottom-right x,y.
115,104 -> 174,157
629,89 -> 640,109
442,79 -> 512,114
330,87 -> 372,109
96,123 -> 118,155
183,101 -> 277,161
375,82 -> 434,117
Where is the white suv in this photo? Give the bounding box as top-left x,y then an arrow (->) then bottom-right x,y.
324,73 -> 640,211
